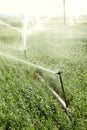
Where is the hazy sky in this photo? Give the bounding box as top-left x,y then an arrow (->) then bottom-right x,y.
0,0 -> 87,16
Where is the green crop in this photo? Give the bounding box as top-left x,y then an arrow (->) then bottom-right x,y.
0,17 -> 87,129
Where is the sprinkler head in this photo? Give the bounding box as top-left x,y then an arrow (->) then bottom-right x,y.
56,71 -> 63,75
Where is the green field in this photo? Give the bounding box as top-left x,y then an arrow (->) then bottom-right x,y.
0,17 -> 87,130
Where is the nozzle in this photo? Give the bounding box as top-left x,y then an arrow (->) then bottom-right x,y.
56,71 -> 63,75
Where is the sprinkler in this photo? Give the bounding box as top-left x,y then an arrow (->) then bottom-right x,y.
57,71 -> 68,108
23,15 -> 28,58
24,49 -> 27,57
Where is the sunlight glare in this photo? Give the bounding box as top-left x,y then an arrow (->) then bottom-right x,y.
0,0 -> 87,17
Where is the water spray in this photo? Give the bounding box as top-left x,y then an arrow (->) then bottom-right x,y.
0,52 -> 68,109
0,20 -> 21,32
57,71 -> 68,108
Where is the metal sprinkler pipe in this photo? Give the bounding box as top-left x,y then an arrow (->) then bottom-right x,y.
24,49 -> 27,57
57,71 -> 68,108
23,15 -> 28,58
